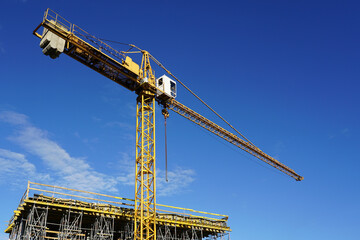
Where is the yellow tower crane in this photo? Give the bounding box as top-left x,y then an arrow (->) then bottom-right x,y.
33,9 -> 303,240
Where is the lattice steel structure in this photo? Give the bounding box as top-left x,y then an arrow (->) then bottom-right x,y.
91,215 -> 114,240
135,94 -> 157,240
59,210 -> 84,240
23,204 -> 48,240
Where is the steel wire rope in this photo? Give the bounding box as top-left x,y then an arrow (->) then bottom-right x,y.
99,41 -> 257,149
150,55 -> 256,147
98,39 -> 136,54
126,48 -> 257,147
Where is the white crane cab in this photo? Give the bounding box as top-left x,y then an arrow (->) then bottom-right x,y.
156,75 -> 177,100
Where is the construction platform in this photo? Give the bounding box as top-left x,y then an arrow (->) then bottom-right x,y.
5,182 -> 230,240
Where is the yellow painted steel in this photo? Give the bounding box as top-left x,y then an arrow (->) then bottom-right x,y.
140,51 -> 154,83
135,95 -> 156,240
134,85 -> 157,239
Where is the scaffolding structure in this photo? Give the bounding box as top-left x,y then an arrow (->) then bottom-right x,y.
58,210 -> 85,240
5,182 -> 230,240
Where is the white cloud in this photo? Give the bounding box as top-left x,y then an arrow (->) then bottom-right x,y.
115,152 -> 135,186
157,167 -> 195,197
0,111 -> 28,125
115,152 -> 195,197
0,148 -> 49,185
12,126 -> 118,193
0,110 -> 195,196
0,111 -> 117,193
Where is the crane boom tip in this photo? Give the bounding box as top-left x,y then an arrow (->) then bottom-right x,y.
296,176 -> 304,181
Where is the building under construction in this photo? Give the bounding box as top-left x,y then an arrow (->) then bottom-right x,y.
5,182 -> 230,240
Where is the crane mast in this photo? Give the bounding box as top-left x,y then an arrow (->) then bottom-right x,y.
33,8 -> 303,240
135,51 -> 157,240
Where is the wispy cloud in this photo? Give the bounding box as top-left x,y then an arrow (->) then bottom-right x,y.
328,128 -> 350,140
115,152 -> 195,196
115,152 -> 135,186
0,111 -> 117,193
341,128 -> 349,134
105,121 -> 134,131
0,148 -> 49,186
0,111 -> 28,125
74,131 -> 99,145
0,110 -> 195,196
157,167 -> 195,197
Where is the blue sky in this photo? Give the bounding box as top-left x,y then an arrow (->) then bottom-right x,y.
0,0 -> 359,239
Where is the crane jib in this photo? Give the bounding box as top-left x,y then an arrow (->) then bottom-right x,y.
167,99 -> 304,181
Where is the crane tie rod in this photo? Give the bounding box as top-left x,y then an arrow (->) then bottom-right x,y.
145,50 -> 256,147
100,41 -> 256,146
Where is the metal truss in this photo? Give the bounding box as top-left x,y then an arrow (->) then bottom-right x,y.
59,210 -> 84,240
117,222 -> 134,240
9,220 -> 23,240
23,205 -> 48,240
90,215 -> 114,240
134,93 -> 157,240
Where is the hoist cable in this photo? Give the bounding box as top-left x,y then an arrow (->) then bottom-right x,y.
148,53 -> 257,147
100,41 -> 256,147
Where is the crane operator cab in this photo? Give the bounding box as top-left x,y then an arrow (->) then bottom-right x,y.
156,75 -> 177,101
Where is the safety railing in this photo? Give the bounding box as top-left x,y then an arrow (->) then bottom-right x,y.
43,8 -> 72,33
7,181 -> 228,229
42,8 -> 127,63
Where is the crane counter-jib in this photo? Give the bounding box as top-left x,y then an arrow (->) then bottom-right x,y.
33,9 -> 141,91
